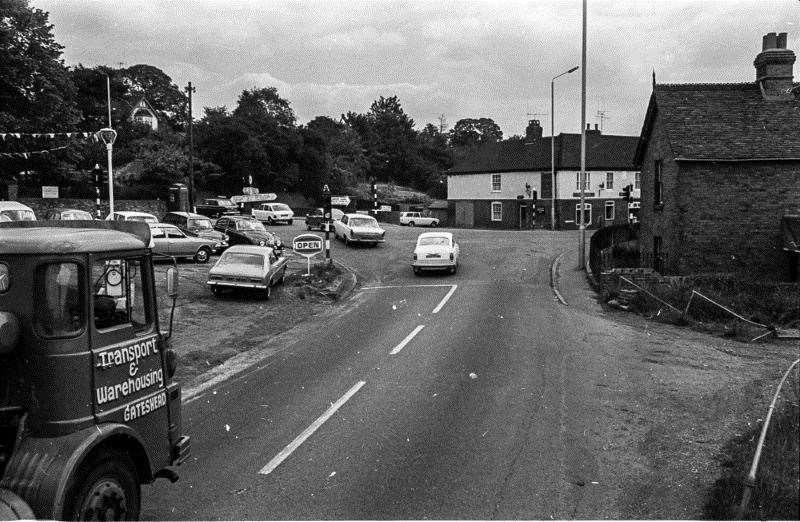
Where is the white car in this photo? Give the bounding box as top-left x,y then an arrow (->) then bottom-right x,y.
206,245 -> 288,298
0,201 -> 36,221
333,213 -> 385,247
399,211 -> 439,227
105,210 -> 159,224
412,231 -> 460,275
252,203 -> 294,225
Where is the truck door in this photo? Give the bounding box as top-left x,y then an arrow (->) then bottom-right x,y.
89,254 -> 172,469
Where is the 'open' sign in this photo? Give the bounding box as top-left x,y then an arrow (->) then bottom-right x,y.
293,234 -> 324,255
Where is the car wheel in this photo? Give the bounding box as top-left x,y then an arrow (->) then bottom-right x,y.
194,246 -> 211,263
267,217 -> 274,226
63,449 -> 140,522
265,283 -> 272,300
344,235 -> 349,247
211,286 -> 222,297
450,264 -> 458,275
413,266 -> 420,275
409,221 -> 415,227
430,221 -> 438,227
288,219 -> 293,225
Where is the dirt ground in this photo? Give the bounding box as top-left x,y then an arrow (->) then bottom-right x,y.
153,253 -> 352,385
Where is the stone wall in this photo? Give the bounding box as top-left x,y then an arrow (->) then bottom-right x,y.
18,198 -> 167,220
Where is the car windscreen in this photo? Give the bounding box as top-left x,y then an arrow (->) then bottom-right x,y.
218,252 -> 264,266
349,217 -> 379,228
220,200 -> 237,209
189,218 -> 213,230
63,211 -> 93,220
129,215 -> 157,223
418,236 -> 450,246
1,210 -> 35,221
236,220 -> 266,232
273,204 -> 291,211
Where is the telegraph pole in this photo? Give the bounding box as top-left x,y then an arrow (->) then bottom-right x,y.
185,82 -> 196,211
578,0 -> 588,269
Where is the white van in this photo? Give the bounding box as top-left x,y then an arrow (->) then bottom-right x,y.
0,201 -> 36,221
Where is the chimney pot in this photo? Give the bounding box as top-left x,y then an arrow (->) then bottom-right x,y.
763,32 -> 778,50
777,32 -> 787,49
594,124 -> 599,131
586,123 -> 590,130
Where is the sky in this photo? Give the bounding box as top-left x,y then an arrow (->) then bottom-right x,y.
36,0 -> 798,138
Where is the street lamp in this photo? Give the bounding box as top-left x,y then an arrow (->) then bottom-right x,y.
551,66 -> 579,231
96,128 -> 118,215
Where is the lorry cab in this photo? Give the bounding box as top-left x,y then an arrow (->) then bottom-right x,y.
0,220 -> 189,520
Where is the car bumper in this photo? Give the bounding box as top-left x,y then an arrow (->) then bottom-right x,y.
207,280 -> 268,290
350,237 -> 385,243
413,259 -> 455,269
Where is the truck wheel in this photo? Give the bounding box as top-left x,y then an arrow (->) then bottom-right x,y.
64,449 -> 140,521
0,489 -> 35,520
194,246 -> 211,263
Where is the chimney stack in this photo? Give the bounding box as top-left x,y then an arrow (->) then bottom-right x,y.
525,119 -> 543,142
754,32 -> 795,99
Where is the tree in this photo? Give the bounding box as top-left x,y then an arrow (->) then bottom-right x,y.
119,64 -> 188,130
0,0 -> 79,131
233,87 -> 295,128
449,118 -> 503,147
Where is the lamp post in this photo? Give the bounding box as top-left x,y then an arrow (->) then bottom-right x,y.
578,0 -> 588,269
551,66 -> 579,231
97,128 -> 118,216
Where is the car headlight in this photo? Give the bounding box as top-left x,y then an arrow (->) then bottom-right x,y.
413,253 -> 417,261
259,240 -> 266,246
223,234 -> 229,241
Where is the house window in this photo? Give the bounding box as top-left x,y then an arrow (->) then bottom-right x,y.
575,172 -> 591,190
654,160 -> 663,207
606,172 -> 614,190
491,201 -> 503,221
604,201 -> 615,221
575,203 -> 591,225
634,172 -> 641,190
491,174 -> 501,192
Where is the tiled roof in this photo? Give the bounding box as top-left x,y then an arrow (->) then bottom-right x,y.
635,82 -> 800,163
448,132 -> 639,175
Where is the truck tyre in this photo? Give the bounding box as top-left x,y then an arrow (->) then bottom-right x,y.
63,449 -> 140,521
194,246 -> 211,263
0,489 -> 35,520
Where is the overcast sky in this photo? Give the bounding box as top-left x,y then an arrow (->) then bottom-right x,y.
36,0 -> 797,138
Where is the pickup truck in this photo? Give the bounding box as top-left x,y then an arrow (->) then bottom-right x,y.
399,211 -> 439,227
195,198 -> 239,219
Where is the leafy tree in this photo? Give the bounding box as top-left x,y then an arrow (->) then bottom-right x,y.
449,118 -> 503,147
119,64 -> 188,129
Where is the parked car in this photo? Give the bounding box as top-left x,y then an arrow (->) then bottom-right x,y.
105,210 -> 159,224
213,215 -> 283,252
0,201 -> 36,221
399,211 -> 439,227
412,231 -> 460,275
206,245 -> 287,298
162,211 -> 228,252
305,208 -> 325,230
148,223 -> 219,263
252,202 -> 294,225
195,197 -> 239,219
333,213 -> 385,247
44,208 -> 95,220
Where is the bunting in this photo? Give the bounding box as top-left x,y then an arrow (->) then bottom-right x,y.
0,131 -> 97,141
0,146 -> 70,159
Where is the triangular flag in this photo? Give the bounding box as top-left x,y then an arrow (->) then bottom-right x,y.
0,134 -> 5,141
66,132 -> 73,138
83,132 -> 89,138
22,153 -> 28,159
12,133 -> 20,139
47,133 -> 54,138
32,133 -> 40,138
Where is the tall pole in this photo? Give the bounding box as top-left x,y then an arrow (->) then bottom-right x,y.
106,75 -> 112,127
186,82 -> 196,211
551,80 -> 556,231
106,143 -> 115,216
578,0 -> 587,269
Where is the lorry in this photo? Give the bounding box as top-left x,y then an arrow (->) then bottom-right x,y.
0,220 -> 190,520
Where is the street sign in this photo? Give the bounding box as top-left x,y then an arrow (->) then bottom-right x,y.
292,233 -> 324,275
230,193 -> 277,203
330,196 -> 350,206
242,186 -> 259,195
41,186 -> 59,198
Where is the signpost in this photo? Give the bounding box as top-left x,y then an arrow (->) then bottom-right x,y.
230,193 -> 277,204
330,195 -> 350,206
293,233 -> 324,275
242,186 -> 260,195
322,185 -> 332,265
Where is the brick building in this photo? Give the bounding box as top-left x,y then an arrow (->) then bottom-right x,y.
635,32 -> 800,280
447,120 -> 639,229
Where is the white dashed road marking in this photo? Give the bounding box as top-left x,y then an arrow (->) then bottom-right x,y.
390,325 -> 426,355
431,285 -> 457,314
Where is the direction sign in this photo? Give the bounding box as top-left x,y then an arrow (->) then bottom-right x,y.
292,233 -> 324,275
230,193 -> 277,203
242,186 -> 259,195
330,195 -> 351,206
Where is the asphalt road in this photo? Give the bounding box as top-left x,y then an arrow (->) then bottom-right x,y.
142,221 -> 615,519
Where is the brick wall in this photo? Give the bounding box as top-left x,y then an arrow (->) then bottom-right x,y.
639,111 -> 800,280
19,198 -> 167,220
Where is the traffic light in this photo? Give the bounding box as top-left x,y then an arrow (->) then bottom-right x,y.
531,189 -> 538,204
619,184 -> 633,202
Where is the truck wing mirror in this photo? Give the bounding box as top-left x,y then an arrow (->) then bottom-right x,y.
0,312 -> 20,355
166,267 -> 179,298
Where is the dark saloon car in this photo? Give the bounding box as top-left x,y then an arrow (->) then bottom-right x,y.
162,211 -> 228,252
43,208 -> 96,220
213,215 -> 283,252
305,208 -> 325,230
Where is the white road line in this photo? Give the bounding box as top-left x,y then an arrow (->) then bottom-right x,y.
258,380 -> 366,476
390,325 -> 426,355
431,284 -> 457,314
362,284 -> 455,289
